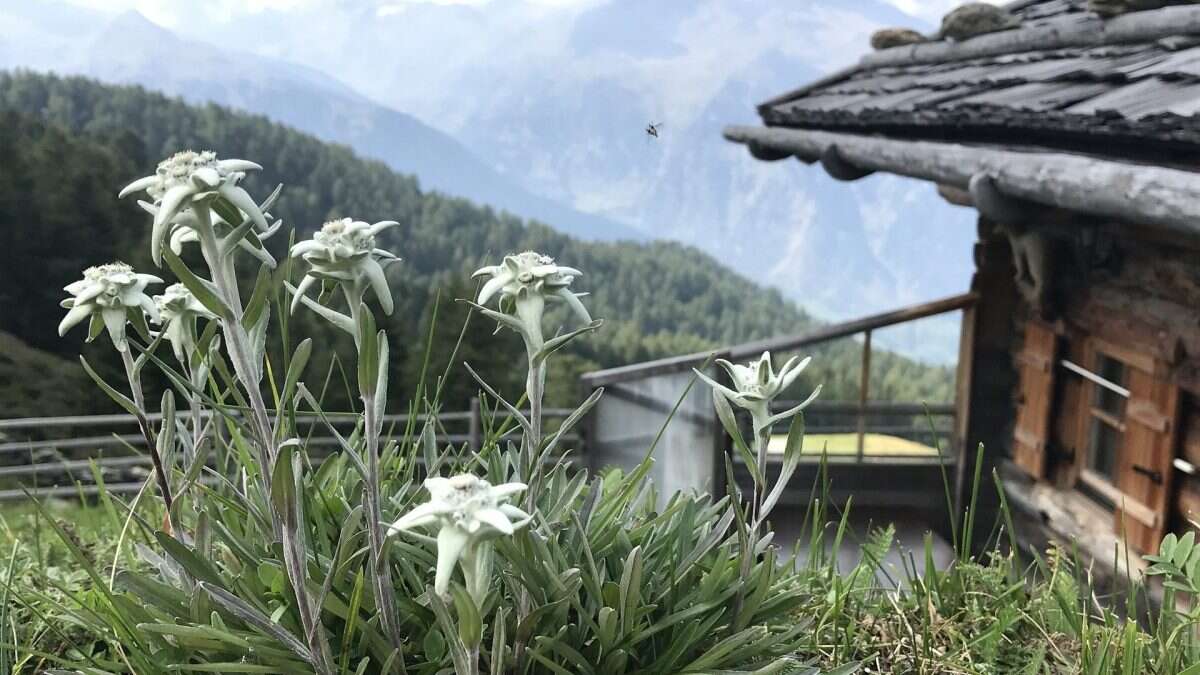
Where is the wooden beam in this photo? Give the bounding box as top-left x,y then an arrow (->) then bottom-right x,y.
969,172 -> 1036,225
581,292 -> 977,387
937,183 -> 973,208
821,144 -> 874,181
861,6 -> 1200,69
724,125 -> 1200,237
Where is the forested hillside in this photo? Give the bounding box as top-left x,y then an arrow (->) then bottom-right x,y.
0,71 -> 952,417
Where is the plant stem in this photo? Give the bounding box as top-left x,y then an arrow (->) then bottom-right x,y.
193,203 -> 333,675
350,290 -> 407,666
120,348 -> 175,524
733,413 -> 770,626
465,645 -> 479,675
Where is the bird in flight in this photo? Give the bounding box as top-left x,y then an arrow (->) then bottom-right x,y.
645,122 -> 663,139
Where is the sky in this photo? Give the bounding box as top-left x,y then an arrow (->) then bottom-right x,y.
60,0 -> 990,29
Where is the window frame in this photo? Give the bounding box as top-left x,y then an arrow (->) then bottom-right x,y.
1062,343 -> 1133,509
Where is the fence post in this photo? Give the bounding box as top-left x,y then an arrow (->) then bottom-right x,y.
468,396 -> 481,451
857,330 -> 872,462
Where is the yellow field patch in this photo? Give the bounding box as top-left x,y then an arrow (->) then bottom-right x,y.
767,432 -> 939,457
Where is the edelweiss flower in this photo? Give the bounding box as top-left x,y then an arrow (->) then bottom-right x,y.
154,283 -> 216,363
58,262 -> 162,352
388,474 -> 530,596
289,218 -> 400,314
696,351 -> 821,431
119,150 -> 267,265
472,251 -> 590,326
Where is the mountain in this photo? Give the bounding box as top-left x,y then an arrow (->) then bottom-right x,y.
66,0 -> 977,360
0,3 -> 643,241
0,73 -> 954,417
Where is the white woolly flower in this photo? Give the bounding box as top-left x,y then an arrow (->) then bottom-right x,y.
696,351 -> 821,432
472,251 -> 590,330
288,218 -> 400,315
119,150 -> 267,265
59,262 -> 162,352
154,283 -> 216,363
388,474 -> 530,597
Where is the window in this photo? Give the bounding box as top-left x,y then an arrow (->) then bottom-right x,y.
1060,350 -> 1133,508
1085,354 -> 1127,482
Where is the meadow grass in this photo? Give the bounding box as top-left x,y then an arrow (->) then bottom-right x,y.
3,467 -> 1199,675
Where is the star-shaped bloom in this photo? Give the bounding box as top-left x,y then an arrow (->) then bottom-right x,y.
472,251 -> 590,325
154,283 -> 216,363
388,474 -> 530,596
696,351 -> 821,430
119,150 -> 267,265
59,262 -> 162,352
288,218 -> 400,314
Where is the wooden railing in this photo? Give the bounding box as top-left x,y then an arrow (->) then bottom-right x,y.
583,292 -> 977,466
0,399 -> 578,500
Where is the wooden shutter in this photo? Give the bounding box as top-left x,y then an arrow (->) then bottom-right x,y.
1114,367 -> 1180,554
1012,321 -> 1058,479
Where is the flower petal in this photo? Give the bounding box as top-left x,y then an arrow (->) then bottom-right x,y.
362,258 -> 394,315
387,502 -> 442,534
217,159 -> 262,173
693,368 -> 741,403
434,527 -> 470,596
102,308 -> 128,352
119,175 -> 158,199
138,294 -> 160,324
490,482 -> 527,500
555,288 -> 592,325
289,240 -> 323,258
778,356 -> 811,393
191,167 -> 221,189
289,274 -> 319,315
154,185 -> 194,265
217,184 -> 269,231
476,274 -> 509,305
58,303 -> 92,336
474,508 -> 514,535
367,220 -> 399,236
499,504 -> 532,529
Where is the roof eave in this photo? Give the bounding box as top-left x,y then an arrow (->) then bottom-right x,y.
724,124 -> 1200,237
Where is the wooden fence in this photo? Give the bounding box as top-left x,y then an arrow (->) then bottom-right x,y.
0,399 -> 577,500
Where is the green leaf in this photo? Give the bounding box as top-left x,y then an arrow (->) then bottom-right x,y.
759,413 -> 804,523
242,264 -> 274,330
279,338 -> 313,415
532,319 -> 603,367
271,443 -> 296,526
712,389 -> 761,487
79,355 -> 140,417
198,582 -> 312,664
162,248 -> 232,320
450,584 -> 483,648
155,532 -> 224,587
374,331 -> 389,423
157,389 -> 177,468
285,282 -> 355,334
356,304 -> 379,399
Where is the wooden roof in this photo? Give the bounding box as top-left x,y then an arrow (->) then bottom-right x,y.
759,0 -> 1200,160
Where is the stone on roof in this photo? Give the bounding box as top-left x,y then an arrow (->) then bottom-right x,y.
871,28 -> 928,50
940,3 -> 1020,41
